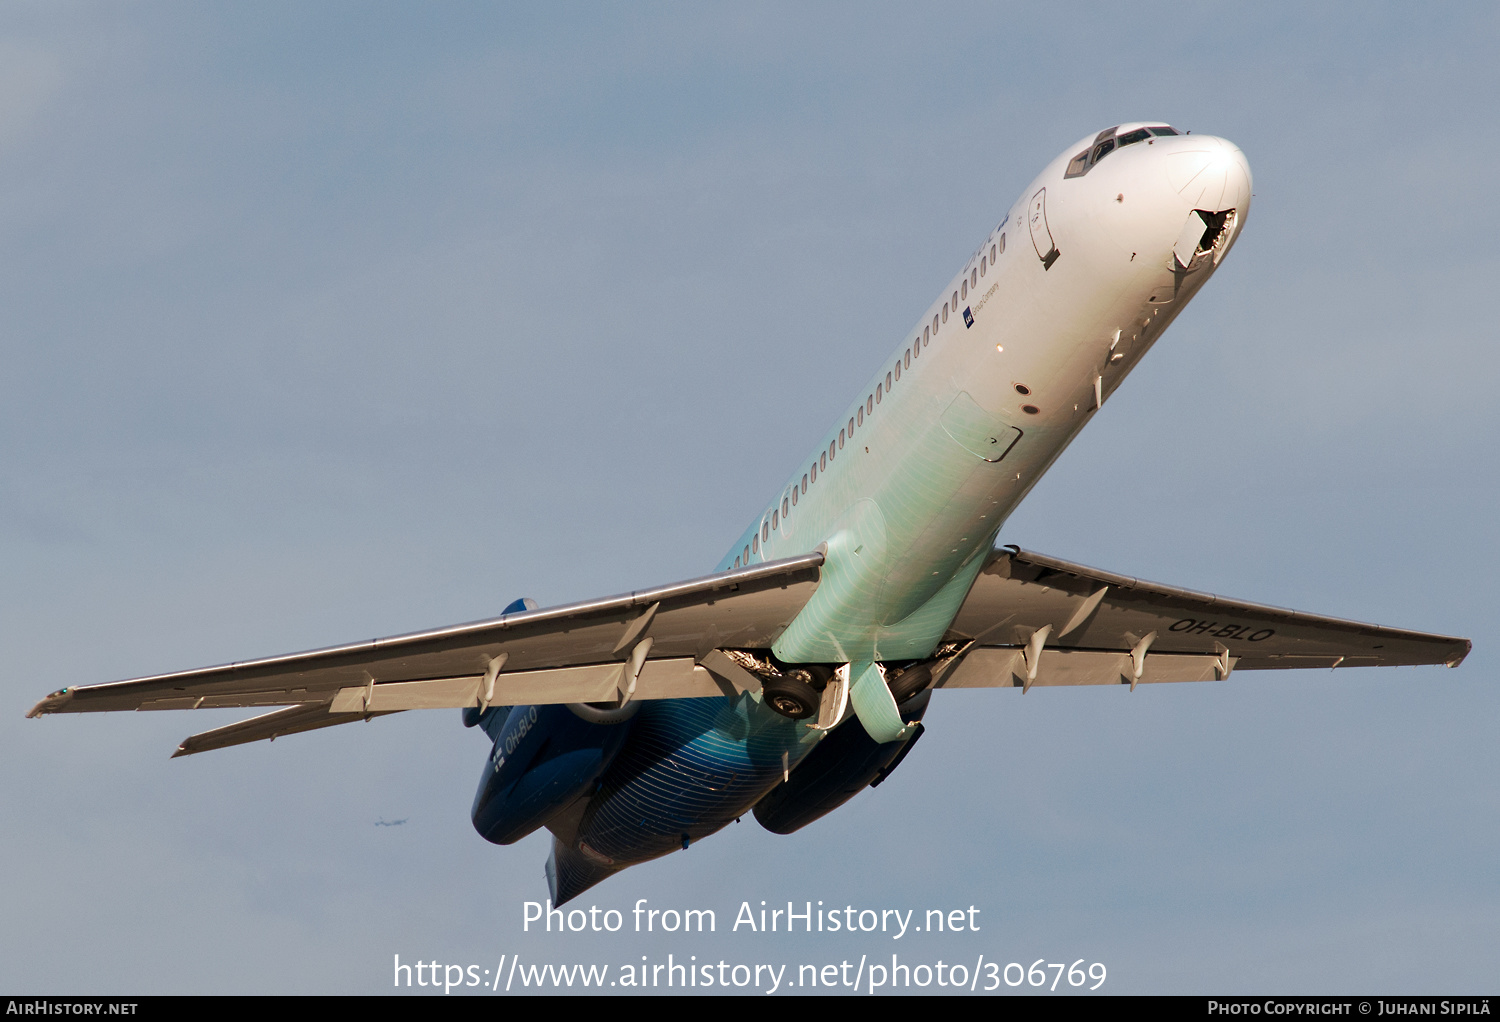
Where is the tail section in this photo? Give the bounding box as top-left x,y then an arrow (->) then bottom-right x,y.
546,836 -> 621,906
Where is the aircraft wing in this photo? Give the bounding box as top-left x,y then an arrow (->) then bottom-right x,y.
27,553 -> 825,756
27,542 -> 1471,755
934,546 -> 1470,690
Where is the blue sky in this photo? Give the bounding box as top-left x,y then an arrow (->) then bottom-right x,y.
2,2 -> 1496,994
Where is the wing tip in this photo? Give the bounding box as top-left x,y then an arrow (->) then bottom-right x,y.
27,689 -> 70,718
1445,639 -> 1473,668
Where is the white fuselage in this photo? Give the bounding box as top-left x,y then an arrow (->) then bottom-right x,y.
716,125 -> 1253,664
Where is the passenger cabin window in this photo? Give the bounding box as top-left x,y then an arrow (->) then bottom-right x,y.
886,371 -> 893,390
999,234 -> 1005,253
820,451 -> 827,470
991,243 -> 998,261
933,314 -> 939,333
961,279 -> 967,299
801,474 -> 807,494
753,534 -> 760,552
904,348 -> 911,368
743,544 -> 750,562
952,290 -> 958,309
782,497 -> 789,517
867,395 -> 873,414
980,255 -> 986,275
970,268 -> 977,288
772,509 -> 779,529
924,325 -> 930,345
761,521 -> 769,541
942,303 -> 948,322
735,555 -> 740,567
857,406 -> 863,426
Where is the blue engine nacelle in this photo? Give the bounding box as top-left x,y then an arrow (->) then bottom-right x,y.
752,689 -> 931,835
470,701 -> 637,846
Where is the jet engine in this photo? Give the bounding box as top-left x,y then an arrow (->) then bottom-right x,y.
752,688 -> 931,834
470,701 -> 637,845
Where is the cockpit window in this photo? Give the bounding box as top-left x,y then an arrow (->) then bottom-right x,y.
1065,124 -> 1181,178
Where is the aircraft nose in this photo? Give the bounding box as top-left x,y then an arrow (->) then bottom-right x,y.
1163,135 -> 1252,215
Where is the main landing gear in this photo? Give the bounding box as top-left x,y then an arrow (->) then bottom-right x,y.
760,668 -> 824,719
726,651 -> 938,722
717,650 -> 940,721
716,651 -> 832,720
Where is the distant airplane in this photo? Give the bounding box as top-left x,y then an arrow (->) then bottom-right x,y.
30,122 -> 1469,904
375,818 -> 407,828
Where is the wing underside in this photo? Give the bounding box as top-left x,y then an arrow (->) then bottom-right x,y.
29,554 -> 825,755
27,545 -> 1470,754
931,547 -> 1469,690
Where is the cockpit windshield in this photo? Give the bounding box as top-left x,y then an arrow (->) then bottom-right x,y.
1064,125 -> 1179,178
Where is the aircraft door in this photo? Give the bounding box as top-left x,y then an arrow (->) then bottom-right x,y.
1028,188 -> 1060,270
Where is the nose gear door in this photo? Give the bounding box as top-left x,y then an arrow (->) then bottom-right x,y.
1172,211 -> 1208,268
1028,188 -> 1060,270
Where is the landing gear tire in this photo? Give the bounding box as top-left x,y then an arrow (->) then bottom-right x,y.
785,665 -> 832,690
762,674 -> 819,719
887,663 -> 934,705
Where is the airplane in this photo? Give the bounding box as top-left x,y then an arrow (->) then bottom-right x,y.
28,122 -> 1470,905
